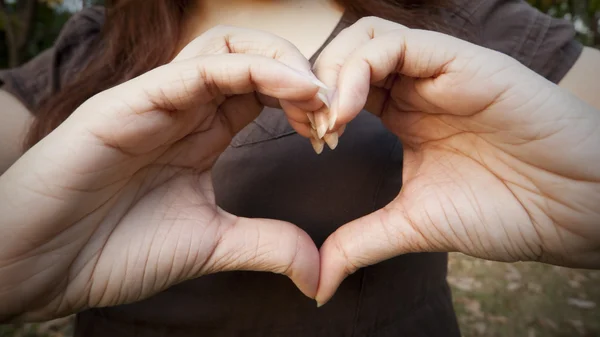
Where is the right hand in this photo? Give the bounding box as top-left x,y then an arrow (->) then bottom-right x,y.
309,19 -> 600,305
0,26 -> 324,322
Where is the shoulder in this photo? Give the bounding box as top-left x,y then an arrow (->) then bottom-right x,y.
0,6 -> 105,112
440,0 -> 583,83
54,6 -> 105,53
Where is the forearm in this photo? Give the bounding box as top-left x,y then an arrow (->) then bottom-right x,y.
535,88 -> 600,269
559,47 -> 600,110
0,90 -> 33,174
0,159 -> 77,323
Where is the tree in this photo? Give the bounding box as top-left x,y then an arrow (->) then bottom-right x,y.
0,0 -> 69,68
0,0 -> 37,67
528,0 -> 600,47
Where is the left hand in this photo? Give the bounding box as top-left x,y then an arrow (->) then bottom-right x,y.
0,27 -> 325,321
306,17 -> 600,305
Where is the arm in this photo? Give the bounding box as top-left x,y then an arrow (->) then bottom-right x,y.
0,90 -> 32,173
450,0 -> 591,102
559,46 -> 600,109
0,7 -> 103,174
0,46 -> 53,175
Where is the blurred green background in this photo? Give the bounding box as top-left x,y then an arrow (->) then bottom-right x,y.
0,1 -> 599,336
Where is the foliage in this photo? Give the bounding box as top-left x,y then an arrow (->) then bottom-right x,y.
0,0 -> 71,68
527,0 -> 600,46
27,3 -> 71,60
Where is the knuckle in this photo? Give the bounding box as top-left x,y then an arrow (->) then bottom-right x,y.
257,38 -> 298,61
350,16 -> 403,38
206,24 -> 235,34
377,207 -> 404,247
275,36 -> 297,50
312,51 -> 345,74
181,36 -> 226,57
354,16 -> 384,33
280,229 -> 302,276
356,16 -> 380,26
206,27 -> 298,61
330,232 -> 360,275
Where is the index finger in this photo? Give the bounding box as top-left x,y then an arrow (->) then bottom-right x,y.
332,28 -> 509,126
174,25 -> 314,76
312,17 -> 405,87
173,25 -> 329,134
311,18 -> 407,130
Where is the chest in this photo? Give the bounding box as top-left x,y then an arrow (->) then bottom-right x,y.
212,108 -> 402,244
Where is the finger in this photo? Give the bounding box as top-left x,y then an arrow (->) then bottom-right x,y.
280,100 -> 334,154
175,26 -> 312,75
281,99 -> 325,116
329,31 -> 409,125
281,102 -> 343,153
256,94 -> 324,111
160,93 -> 264,169
288,119 -> 313,138
206,215 -> 321,299
333,29 -> 495,124
280,90 -> 334,142
316,190 -> 448,306
282,95 -> 337,136
255,93 -> 281,109
312,18 -> 406,128
313,17 -> 404,87
279,100 -> 313,128
173,25 -> 329,129
173,25 -> 329,95
83,54 -> 324,154
157,54 -> 324,107
314,107 -> 331,138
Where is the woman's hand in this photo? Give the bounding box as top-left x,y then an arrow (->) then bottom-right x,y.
0,26 -> 325,321
311,17 -> 600,305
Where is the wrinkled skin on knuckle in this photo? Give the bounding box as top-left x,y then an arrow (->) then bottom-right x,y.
276,226 -> 304,277
243,224 -> 302,276
328,231 -> 361,276
354,16 -> 380,32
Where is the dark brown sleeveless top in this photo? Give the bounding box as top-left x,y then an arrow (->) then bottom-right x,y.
0,2 -> 582,336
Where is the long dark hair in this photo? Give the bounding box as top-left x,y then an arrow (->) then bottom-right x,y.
26,0 -> 452,148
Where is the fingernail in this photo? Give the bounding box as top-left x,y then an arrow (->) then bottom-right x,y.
327,88 -> 339,131
317,301 -> 324,308
328,108 -> 337,131
323,132 -> 339,150
310,137 -> 324,155
291,69 -> 330,90
317,88 -> 331,109
309,76 -> 329,91
315,111 -> 328,139
310,128 -> 318,138
317,121 -> 328,139
307,112 -> 316,130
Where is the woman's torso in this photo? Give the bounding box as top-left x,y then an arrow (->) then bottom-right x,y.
75,107 -> 456,336
73,11 -> 456,336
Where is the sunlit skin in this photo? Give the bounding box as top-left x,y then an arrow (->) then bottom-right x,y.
307,18 -> 600,304
0,0 -> 599,323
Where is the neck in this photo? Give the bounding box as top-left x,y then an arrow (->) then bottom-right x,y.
181,0 -> 345,59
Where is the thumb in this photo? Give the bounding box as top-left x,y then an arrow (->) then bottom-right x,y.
316,196 -> 445,305
204,215 -> 321,299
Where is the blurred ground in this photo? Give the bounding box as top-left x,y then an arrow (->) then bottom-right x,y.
449,254 -> 599,337
1,253 -> 598,337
